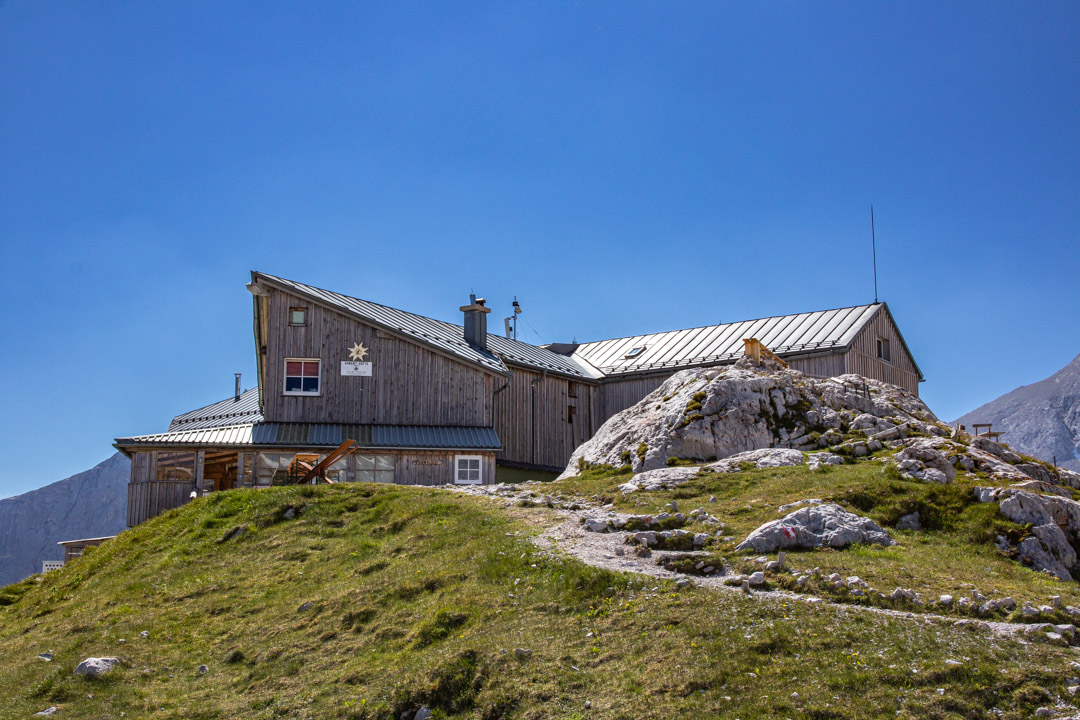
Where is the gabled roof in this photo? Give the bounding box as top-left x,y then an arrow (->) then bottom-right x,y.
571,303 -> 889,377
252,272 -> 592,379
168,387 -> 263,431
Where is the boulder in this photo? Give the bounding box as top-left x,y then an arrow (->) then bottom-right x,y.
74,656 -> 121,678
735,503 -> 895,553
559,365 -> 942,479
617,466 -> 701,493
706,448 -> 804,473
892,438 -> 957,484
897,512 -> 921,531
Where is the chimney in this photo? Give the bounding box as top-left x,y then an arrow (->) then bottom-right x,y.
460,294 -> 491,350
234,373 -> 242,402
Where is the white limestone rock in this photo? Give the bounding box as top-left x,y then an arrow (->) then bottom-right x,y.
559,365 -> 941,479
617,466 -> 701,494
892,438 -> 957,483
74,656 -> 121,677
735,503 -> 895,553
705,448 -> 804,473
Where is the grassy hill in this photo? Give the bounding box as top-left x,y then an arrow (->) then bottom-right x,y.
1,473 -> 1077,720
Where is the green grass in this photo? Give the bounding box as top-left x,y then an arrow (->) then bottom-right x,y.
1,482 -> 1077,719
555,461 -> 1080,611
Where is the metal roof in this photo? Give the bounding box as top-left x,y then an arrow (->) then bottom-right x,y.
571,303 -> 883,376
252,272 -> 593,380
116,423 -> 501,451
168,387 -> 263,431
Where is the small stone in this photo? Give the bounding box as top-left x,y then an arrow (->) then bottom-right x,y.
298,601 -> 313,612
414,707 -> 433,720
936,688 -> 944,695
37,652 -> 52,661
34,708 -> 58,717
198,664 -> 208,674
514,648 -> 532,658
676,578 -> 691,589
140,631 -> 149,639
938,595 -> 953,606
584,700 -> 591,709
1035,708 -> 1052,718
1052,596 -> 1062,609
283,507 -> 296,520
748,571 -> 766,587
614,546 -> 624,556
74,657 -> 121,678
791,691 -> 799,699
708,496 -> 717,503
765,561 -> 781,572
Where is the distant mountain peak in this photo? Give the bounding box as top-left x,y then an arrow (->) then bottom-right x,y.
955,354 -> 1080,471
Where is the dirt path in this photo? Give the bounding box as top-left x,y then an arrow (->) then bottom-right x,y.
454,483 -> 1039,640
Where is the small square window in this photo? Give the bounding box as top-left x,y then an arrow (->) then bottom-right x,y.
284,359 -> 320,395
876,337 -> 891,363
290,307 -> 307,326
455,455 -> 483,484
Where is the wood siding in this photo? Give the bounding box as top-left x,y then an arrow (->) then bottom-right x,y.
787,353 -> 846,379
395,451 -> 496,486
127,480 -> 193,527
601,375 -> 670,420
845,308 -> 921,395
262,288 -> 496,426
494,366 -> 597,469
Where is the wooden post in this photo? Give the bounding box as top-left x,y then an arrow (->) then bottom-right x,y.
149,451 -> 158,483
195,450 -> 205,494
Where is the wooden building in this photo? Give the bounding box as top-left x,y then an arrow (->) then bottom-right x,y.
115,272 -> 923,525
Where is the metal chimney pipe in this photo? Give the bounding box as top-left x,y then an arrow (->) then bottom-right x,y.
234,373 -> 242,402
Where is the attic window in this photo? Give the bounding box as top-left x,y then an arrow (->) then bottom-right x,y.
876,337 -> 891,363
625,346 -> 646,359
290,307 -> 307,326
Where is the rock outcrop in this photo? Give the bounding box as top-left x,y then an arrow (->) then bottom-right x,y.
561,360 -> 1080,581
0,452 -> 129,587
736,503 -> 895,553
559,361 -> 942,479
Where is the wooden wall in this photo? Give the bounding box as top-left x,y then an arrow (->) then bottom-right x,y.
262,288 -> 496,426
494,366 -> 599,470
601,375 -> 670,420
395,451 -> 496,486
845,308 -> 921,395
787,353 -> 846,379
127,480 -> 193,527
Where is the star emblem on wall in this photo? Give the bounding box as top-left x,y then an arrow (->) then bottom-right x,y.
348,342 -> 369,361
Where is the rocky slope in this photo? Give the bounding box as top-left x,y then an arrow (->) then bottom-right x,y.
561,359 -> 1080,581
956,353 -> 1080,472
0,453 -> 129,586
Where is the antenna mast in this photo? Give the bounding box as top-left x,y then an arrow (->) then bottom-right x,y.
871,205 -> 878,303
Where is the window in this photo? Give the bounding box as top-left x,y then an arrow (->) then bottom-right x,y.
876,337 -> 891,363
289,307 -> 307,326
354,455 -> 396,483
625,346 -> 646,358
284,359 -> 321,395
455,455 -> 483,484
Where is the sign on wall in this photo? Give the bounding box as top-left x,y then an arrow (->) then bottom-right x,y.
341,361 -> 372,376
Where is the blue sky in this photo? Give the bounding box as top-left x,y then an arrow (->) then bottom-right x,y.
1,2 -> 1077,498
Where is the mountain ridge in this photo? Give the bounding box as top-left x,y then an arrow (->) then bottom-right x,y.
0,452 -> 129,586
956,353 -> 1080,472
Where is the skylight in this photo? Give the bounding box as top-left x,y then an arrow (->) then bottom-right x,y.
625,346 -> 646,358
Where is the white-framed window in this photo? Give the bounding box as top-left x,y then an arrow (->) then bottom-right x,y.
876,337 -> 891,363
289,307 -> 307,326
455,455 -> 483,484
625,346 -> 646,358
284,358 -> 321,395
